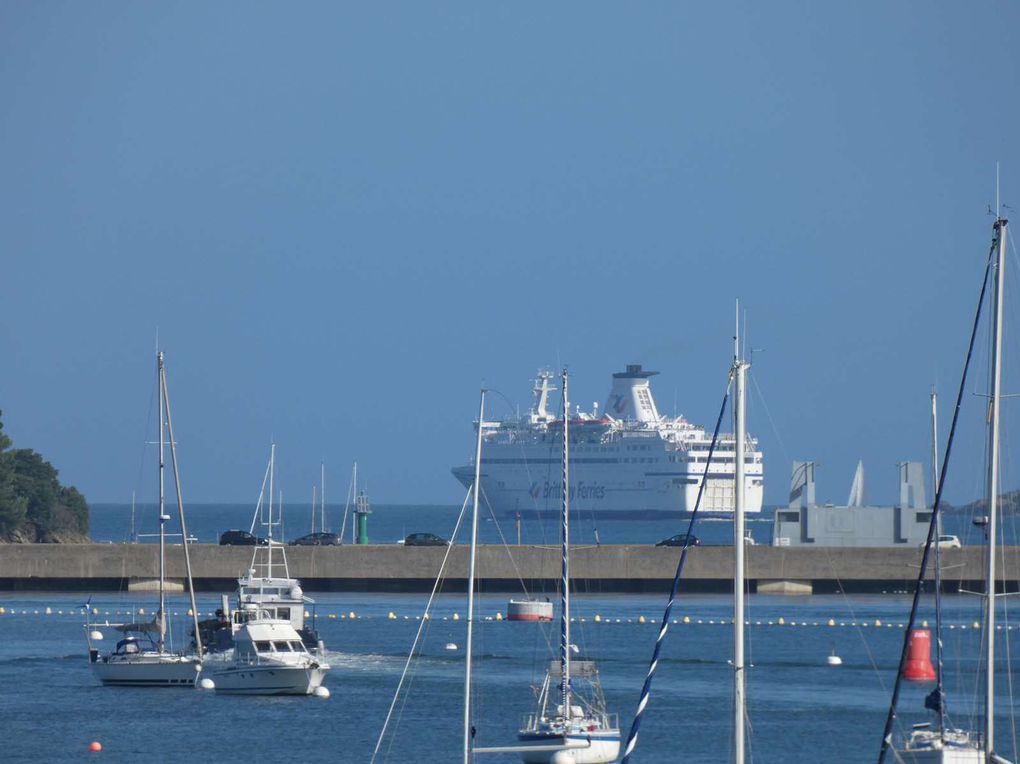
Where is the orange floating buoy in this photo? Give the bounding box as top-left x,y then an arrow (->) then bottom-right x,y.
88,741 -> 102,752
903,628 -> 936,682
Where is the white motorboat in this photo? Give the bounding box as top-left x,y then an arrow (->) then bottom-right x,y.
198,445 -> 324,655
210,448 -> 331,696
87,352 -> 205,687
210,610 -> 329,696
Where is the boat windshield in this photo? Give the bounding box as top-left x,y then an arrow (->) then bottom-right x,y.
254,640 -> 271,652
273,641 -> 293,652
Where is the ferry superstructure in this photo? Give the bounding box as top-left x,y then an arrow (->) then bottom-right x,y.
452,365 -> 764,516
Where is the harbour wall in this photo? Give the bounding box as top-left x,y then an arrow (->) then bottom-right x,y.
0,544 -> 1017,594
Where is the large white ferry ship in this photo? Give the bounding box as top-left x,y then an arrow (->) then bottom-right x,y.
452,365 -> 764,517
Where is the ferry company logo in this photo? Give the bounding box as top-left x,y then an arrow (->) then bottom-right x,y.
529,481 -> 606,501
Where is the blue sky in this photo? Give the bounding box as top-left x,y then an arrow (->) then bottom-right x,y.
1,2 -> 1019,507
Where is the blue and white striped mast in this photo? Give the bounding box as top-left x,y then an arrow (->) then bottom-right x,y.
559,368 -> 572,721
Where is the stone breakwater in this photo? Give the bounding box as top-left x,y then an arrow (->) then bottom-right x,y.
0,543 -> 1017,594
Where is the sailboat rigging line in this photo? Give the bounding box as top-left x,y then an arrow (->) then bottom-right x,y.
339,462 -> 355,545
489,386 -> 551,546
248,456 -> 272,536
160,359 -> 204,659
370,487 -> 473,764
479,484 -> 539,606
876,243 -> 995,764
620,379 -> 733,764
748,371 -> 791,469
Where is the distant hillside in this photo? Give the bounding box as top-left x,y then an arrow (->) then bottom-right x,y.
0,411 -> 89,543
948,490 -> 1020,516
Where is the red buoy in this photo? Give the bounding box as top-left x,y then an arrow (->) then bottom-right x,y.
88,741 -> 102,752
903,628 -> 936,682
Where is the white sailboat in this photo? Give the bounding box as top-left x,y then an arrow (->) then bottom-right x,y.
511,371 -> 621,763
87,351 -> 205,687
211,444 -> 330,695
886,215 -> 1013,763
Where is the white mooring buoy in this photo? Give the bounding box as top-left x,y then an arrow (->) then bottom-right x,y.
198,678 -> 215,690
445,642 -> 458,651
827,652 -> 843,666
313,686 -> 331,699
89,630 -> 104,641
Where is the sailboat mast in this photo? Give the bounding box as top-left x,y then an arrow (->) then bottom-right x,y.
732,309 -> 748,764
160,358 -> 204,659
321,461 -> 326,533
930,388 -> 946,740
984,216 -> 1008,755
463,389 -> 486,764
560,368 -> 572,717
353,462 -> 358,546
267,444 -> 275,579
157,351 -> 167,652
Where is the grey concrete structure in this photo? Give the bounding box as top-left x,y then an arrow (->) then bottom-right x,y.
772,461 -> 936,547
0,543 -> 1017,594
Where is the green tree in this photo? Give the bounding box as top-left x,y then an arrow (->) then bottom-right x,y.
0,413 -> 27,535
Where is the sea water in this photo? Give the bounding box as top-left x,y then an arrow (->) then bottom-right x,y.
88,503 -> 1005,547
2,589 -> 1018,763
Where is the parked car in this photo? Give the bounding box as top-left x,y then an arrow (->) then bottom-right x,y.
219,529 -> 267,546
919,534 -> 962,550
403,532 -> 450,547
290,532 -> 342,546
655,533 -> 701,547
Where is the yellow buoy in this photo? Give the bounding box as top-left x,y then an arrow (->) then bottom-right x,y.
777,617 -> 785,625
349,611 -> 356,619
827,618 -> 835,626
594,614 -> 601,623
973,621 -> 980,630
638,615 -> 646,624
682,615 -> 690,624
874,619 -> 882,627
452,613 -> 460,621
388,612 -> 396,619
495,612 -> 503,621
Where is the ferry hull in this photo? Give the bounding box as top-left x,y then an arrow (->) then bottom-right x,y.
453,463 -> 764,516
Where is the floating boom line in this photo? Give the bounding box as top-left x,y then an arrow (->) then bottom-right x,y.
876,243 -> 995,763
620,378 -> 733,763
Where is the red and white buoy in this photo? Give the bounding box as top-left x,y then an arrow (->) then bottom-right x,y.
903,628 -> 936,681
506,599 -> 553,622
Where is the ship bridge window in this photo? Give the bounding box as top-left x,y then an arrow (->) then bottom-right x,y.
255,641 -> 272,652
778,512 -> 799,523
273,641 -> 293,652
916,512 -> 933,523
277,607 -> 291,620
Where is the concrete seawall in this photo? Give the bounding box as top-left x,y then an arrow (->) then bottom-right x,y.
2,543 -> 1018,594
